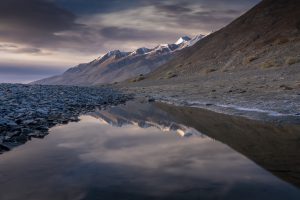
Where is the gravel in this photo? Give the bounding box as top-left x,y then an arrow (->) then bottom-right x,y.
121,67 -> 300,123
0,83 -> 133,153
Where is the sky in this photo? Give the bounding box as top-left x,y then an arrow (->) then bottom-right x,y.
0,0 -> 260,83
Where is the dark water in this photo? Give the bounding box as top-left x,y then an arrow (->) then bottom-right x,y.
1,101 -> 300,200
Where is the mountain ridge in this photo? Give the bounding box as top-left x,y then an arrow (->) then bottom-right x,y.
146,0 -> 300,79
32,35 -> 205,86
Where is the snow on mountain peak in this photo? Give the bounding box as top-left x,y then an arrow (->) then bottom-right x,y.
93,34 -> 205,63
159,44 -> 169,47
175,36 -> 191,45
106,50 -> 128,57
151,43 -> 177,55
130,47 -> 151,56
187,34 -> 206,46
93,50 -> 130,65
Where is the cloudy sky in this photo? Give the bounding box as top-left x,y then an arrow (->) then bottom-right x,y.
0,0 -> 260,83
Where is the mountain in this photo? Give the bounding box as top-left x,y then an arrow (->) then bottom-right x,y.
175,36 -> 191,45
121,0 -> 300,120
33,35 -> 204,86
147,0 -> 300,79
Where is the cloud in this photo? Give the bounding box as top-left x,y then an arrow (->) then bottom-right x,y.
0,0 -> 261,73
0,0 -> 259,52
0,0 -> 81,46
0,65 -> 65,83
53,0 -> 152,14
155,3 -> 193,15
99,26 -> 180,42
0,65 -> 63,75
0,0 -> 109,55
149,1 -> 251,33
0,44 -> 45,54
14,47 -> 43,54
169,9 -> 244,31
0,44 -> 17,48
92,6 -> 233,49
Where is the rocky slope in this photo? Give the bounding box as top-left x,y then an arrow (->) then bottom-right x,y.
33,35 -> 204,86
147,0 -> 300,79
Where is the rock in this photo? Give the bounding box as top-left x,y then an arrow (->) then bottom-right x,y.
15,134 -> 28,143
0,83 -> 132,152
23,120 -> 36,125
6,121 -> 17,126
0,119 -> 15,126
36,126 -> 48,131
6,131 -> 20,138
148,98 -> 155,102
16,108 -> 27,113
0,144 -> 10,152
21,128 -> 33,134
36,108 -> 49,115
279,85 -> 293,90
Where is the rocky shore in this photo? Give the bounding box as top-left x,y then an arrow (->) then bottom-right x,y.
0,84 -> 132,153
121,67 -> 300,123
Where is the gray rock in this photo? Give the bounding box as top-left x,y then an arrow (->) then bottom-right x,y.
148,98 -> 155,102
0,83 -> 133,152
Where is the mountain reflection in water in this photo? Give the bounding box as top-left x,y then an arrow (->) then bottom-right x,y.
0,101 -> 300,200
91,109 -> 204,138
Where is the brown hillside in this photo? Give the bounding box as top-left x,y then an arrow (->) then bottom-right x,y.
149,0 -> 300,79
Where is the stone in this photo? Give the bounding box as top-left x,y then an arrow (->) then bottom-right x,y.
0,144 -> 10,152
0,83 -> 132,152
148,98 -> 155,102
5,120 -> 17,126
23,120 -> 36,125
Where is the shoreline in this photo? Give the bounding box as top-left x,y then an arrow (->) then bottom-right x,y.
1,77 -> 299,153
120,68 -> 300,124
0,83 -> 133,153
149,96 -> 300,124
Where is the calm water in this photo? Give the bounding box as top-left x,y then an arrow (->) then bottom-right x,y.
1,101 -> 300,200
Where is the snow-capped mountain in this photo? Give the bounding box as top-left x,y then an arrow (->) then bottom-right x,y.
33,34 -> 205,86
130,47 -> 151,56
175,36 -> 191,45
179,34 -> 206,48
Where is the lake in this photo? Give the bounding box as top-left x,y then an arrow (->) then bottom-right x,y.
0,101 -> 300,200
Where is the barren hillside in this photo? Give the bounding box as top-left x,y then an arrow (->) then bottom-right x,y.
148,0 -> 300,79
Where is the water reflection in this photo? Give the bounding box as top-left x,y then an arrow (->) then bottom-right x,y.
91,108 -> 204,138
93,101 -> 300,188
0,101 -> 300,200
